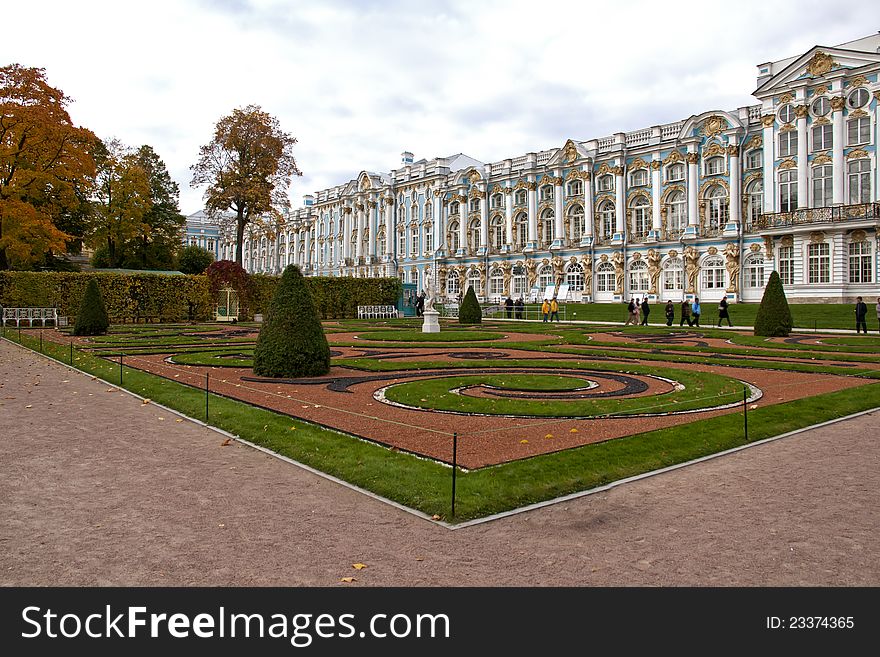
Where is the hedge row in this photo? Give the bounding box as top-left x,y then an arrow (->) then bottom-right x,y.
0,271 -> 401,323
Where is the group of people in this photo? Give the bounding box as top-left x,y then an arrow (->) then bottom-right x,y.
540,297 -> 560,322
623,298 -> 651,326
854,296 -> 880,334
504,296 -> 526,319
625,296 -> 734,328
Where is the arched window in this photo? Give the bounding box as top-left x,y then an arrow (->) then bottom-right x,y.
569,204 -> 585,241
467,218 -> 480,253
567,179 -> 583,197
489,267 -> 504,296
704,157 -> 724,176
630,169 -> 648,187
515,212 -> 528,249
377,228 -> 386,255
397,206 -> 405,224
597,175 -> 614,192
515,189 -> 527,205
566,262 -> 584,291
538,264 -> 554,292
596,262 -> 615,292
424,223 -> 433,254
424,202 -> 433,221
666,191 -> 686,236
540,184 -> 553,201
701,255 -> 726,290
491,193 -> 503,209
745,254 -> 765,288
469,197 -> 480,213
448,221 -> 460,253
629,260 -> 649,293
466,268 -> 481,296
512,264 -> 527,298
705,186 -> 729,233
662,257 -> 683,294
745,150 -> 762,170
540,208 -> 554,246
746,180 -> 763,229
410,225 -> 419,256
490,215 -> 504,250
450,201 -> 460,216
397,230 -> 405,257
666,162 -> 685,182
630,196 -> 650,239
597,201 -> 615,241
447,271 -> 460,296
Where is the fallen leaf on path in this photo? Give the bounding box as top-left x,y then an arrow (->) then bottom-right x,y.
569,428 -> 578,433
520,439 -> 529,444
142,399 -> 151,405
220,438 -> 232,446
544,434 -> 554,439
352,563 -> 367,570
175,419 -> 183,423
340,577 -> 356,583
25,405 -> 32,409
431,514 -> 441,521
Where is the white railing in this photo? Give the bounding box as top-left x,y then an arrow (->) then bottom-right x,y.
511,155 -> 528,168
661,122 -> 684,139
748,106 -> 762,122
536,150 -> 553,164
626,129 -> 652,146
597,137 -> 614,151
2,307 -> 60,327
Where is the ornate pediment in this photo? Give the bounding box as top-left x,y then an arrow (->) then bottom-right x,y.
756,45 -> 880,97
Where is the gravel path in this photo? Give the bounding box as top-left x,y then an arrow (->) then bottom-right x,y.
1,338 -> 878,586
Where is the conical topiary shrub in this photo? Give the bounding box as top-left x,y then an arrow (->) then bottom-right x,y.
754,270 -> 793,337
458,285 -> 482,325
73,279 -> 110,336
252,265 -> 330,377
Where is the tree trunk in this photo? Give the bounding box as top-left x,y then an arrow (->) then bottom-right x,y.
108,237 -> 116,268
235,208 -> 246,267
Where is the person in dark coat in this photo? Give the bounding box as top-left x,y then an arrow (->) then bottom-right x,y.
664,300 -> 675,327
680,299 -> 692,327
514,297 -> 524,320
640,298 -> 650,326
505,295 -> 514,319
855,296 -> 868,333
717,297 -> 732,327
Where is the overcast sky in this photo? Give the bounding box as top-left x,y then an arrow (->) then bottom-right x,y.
3,1 -> 878,214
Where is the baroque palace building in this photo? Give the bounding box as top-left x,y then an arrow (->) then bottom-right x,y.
222,35 -> 880,303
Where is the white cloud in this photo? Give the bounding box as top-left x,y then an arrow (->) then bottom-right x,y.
1,0 -> 876,213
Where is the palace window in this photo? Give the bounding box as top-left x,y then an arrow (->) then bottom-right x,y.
566,263 -> 584,292
597,201 -> 615,241
515,212 -> 528,249
540,185 -> 554,201
630,169 -> 648,187
515,189 -> 527,205
630,196 -> 650,239
779,170 -> 798,213
597,174 -> 614,192
701,256 -> 726,289
424,228 -> 433,254
470,198 -> 480,213
512,264 -> 527,297
808,242 -> 830,284
397,206 -> 406,224
425,203 -> 433,221
811,96 -> 831,117
812,124 -> 832,151
450,201 -> 460,216
847,88 -> 869,109
779,131 -> 798,157
490,215 -> 504,250
813,165 -> 833,208
667,191 -> 686,236
778,245 -> 794,286
540,209 -> 554,245
848,117 -> 870,145
538,265 -> 554,292
397,231 -> 406,256
596,262 -> 615,293
746,180 -> 763,229
569,204 -> 585,241
468,219 -> 480,253
489,267 -> 504,296
706,186 -> 729,232
778,104 -> 795,124
663,257 -> 683,292
629,260 -> 649,293
704,157 -> 724,176
745,254 -> 765,288
848,241 -> 872,283
848,160 -> 871,204
446,271 -> 460,296
666,163 -> 685,182
745,150 -> 763,170
490,194 -> 503,209
410,226 -> 419,256
567,179 -> 583,197
447,223 -> 460,252
377,229 -> 386,255
467,269 -> 481,296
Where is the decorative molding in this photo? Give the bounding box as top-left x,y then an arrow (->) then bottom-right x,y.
597,163 -> 612,176
813,116 -> 831,126
806,51 -> 835,77
609,166 -> 624,176
468,188 -> 486,199
761,115 -> 776,128
663,150 -> 684,165
650,160 -> 662,171
778,93 -> 794,104
850,229 -> 867,242
599,254 -> 608,262
794,105 -> 808,119
355,203 -> 365,211
526,181 -> 537,191
778,158 -> 797,170
699,178 -> 729,197
700,115 -> 728,137
513,179 -> 529,191
342,206 -> 353,214
847,75 -> 868,88
564,198 -> 584,214
830,96 -> 846,111
749,243 -> 761,253
743,135 -> 763,150
660,184 -> 685,203
779,123 -> 796,133
563,139 -> 579,163
595,193 -> 616,207
846,148 -> 869,160
726,145 -> 739,156
813,85 -> 829,95
812,153 -> 832,165
848,108 -> 869,118
630,157 -> 649,170
490,184 -> 504,195
685,152 -> 700,165
468,170 -> 482,183
810,231 -> 826,244
367,200 -> 377,209
702,142 -> 726,158
668,249 -> 678,258
707,246 -> 718,255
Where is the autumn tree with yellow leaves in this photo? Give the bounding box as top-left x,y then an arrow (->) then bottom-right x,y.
190,105 -> 301,266
0,64 -> 96,270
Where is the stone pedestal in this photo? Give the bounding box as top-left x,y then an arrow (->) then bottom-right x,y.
421,310 -> 440,333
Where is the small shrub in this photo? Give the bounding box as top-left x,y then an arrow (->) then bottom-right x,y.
754,270 -> 793,337
73,279 -> 110,335
177,245 -> 215,274
459,286 -> 482,325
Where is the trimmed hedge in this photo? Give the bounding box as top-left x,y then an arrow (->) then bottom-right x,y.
0,271 -> 401,323
73,279 -> 110,335
754,270 -> 793,337
459,285 -> 482,325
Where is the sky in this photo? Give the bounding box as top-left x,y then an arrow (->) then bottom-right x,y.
3,0 -> 878,214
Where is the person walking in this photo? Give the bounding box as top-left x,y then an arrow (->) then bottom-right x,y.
633,298 -> 641,326
665,300 -> 675,327
717,297 -> 732,327
505,295 -> 514,319
624,298 -> 636,326
680,299 -> 692,327
550,296 -> 560,322
640,297 -> 650,326
855,296 -> 868,334
515,297 -> 524,320
691,297 -> 702,327
541,298 -> 550,323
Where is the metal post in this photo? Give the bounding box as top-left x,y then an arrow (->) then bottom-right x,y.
451,432 -> 458,518
119,354 -> 123,386
743,387 -> 748,442
70,339 -> 73,365
39,330 -> 43,353
206,372 -> 210,422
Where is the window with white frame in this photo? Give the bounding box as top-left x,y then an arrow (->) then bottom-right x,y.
848,240 -> 872,283
813,165 -> 833,208
397,206 -> 405,224
701,256 -> 726,289
706,186 -> 729,232
745,255 -> 765,288
566,263 -> 584,292
596,262 -> 615,292
397,230 -> 406,256
450,201 -> 460,216
425,203 -> 433,221
662,257 -> 683,292
424,228 -> 433,254
778,104 -> 795,124
469,198 -> 480,213
812,96 -> 831,117
491,194 -> 503,209
540,209 -> 554,245
847,88 -> 869,109
567,179 -> 583,197
540,185 -> 553,201
515,189 -> 527,205
466,269 -> 481,296
779,130 -> 798,157
597,175 -> 614,192
467,219 -> 480,253
630,196 -> 650,238
410,226 -> 419,256
512,264 -> 527,297
704,157 -> 724,176
745,150 -> 763,170
446,271 -> 460,296
598,201 -> 615,240
629,260 -> 649,293
515,212 -> 528,249
777,245 -> 794,286
489,267 -> 504,296
377,229 -> 386,255
666,163 -> 685,182
808,242 -> 830,283
569,204 -> 585,241
538,265 -> 554,292
630,169 -> 648,187
779,170 -> 798,213
847,117 -> 870,145
812,124 -> 832,151
490,216 -> 504,250
667,191 -> 686,235
746,180 -> 763,228
848,159 -> 871,204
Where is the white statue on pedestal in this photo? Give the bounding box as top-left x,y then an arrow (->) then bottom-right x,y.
424,267 -> 436,313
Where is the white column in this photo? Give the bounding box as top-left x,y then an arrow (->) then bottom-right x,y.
293,231 -> 300,266
728,143 -> 741,226
432,194 -> 441,255
368,201 -> 376,259
504,189 -> 513,247
526,182 -> 537,249
614,167 -> 625,234
832,96 -> 845,205
384,199 -> 394,257
686,152 -> 700,228
582,171 -> 593,241
479,188 -> 488,251
553,174 -> 564,247
342,208 -> 352,261
762,116 -> 776,212
303,229 -> 311,270
796,106 -> 808,208
356,203 -> 365,260
458,195 -> 467,255
651,160 -> 662,234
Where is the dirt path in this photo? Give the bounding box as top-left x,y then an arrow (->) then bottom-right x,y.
1,338 -> 878,586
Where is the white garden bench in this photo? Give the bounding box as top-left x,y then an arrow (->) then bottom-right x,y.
357,305 -> 398,319
2,307 -> 61,327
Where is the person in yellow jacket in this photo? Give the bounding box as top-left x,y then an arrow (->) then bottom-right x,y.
541,298 -> 550,322
550,297 -> 559,322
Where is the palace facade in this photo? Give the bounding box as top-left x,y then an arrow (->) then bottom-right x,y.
222,35 -> 880,303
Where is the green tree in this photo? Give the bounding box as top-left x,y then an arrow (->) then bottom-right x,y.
129,145 -> 185,269
754,270 -> 793,337
73,278 -> 109,335
459,285 -> 482,325
252,264 -> 329,377
178,244 -> 214,274
190,105 -> 301,266
0,64 -> 96,270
